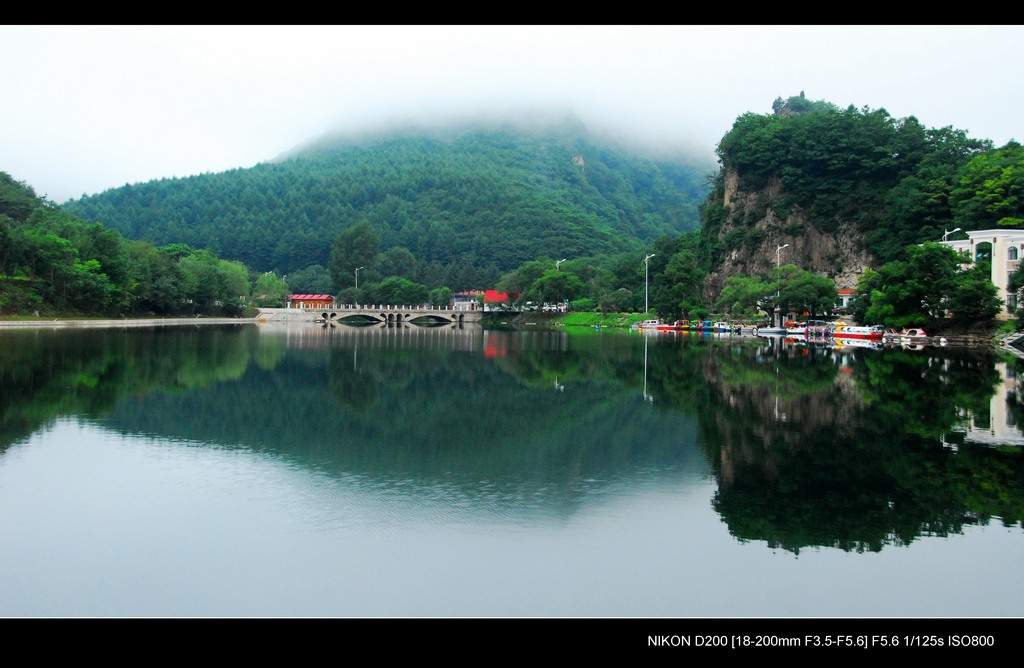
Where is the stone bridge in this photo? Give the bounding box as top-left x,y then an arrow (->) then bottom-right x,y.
257,305 -> 483,325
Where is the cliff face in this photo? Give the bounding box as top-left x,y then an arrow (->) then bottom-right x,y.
702,167 -> 875,303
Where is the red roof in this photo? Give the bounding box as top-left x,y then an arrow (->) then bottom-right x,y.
290,294 -> 333,300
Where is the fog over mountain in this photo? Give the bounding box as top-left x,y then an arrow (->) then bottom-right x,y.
2,25 -> 1020,203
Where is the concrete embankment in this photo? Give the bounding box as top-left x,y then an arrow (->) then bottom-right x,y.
0,317 -> 258,329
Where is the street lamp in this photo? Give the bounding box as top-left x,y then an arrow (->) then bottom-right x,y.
774,245 -> 788,328
776,244 -> 789,268
644,253 -> 655,314
355,266 -> 364,290
943,228 -> 962,242
556,258 -> 566,271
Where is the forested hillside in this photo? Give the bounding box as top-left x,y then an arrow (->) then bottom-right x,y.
64,118 -> 712,278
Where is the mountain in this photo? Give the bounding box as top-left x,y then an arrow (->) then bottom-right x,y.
698,95 -> 1001,299
63,117 -> 714,277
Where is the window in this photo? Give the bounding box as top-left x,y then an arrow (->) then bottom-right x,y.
1010,247 -> 1019,261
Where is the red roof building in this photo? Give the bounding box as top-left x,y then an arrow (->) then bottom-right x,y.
289,294 -> 334,309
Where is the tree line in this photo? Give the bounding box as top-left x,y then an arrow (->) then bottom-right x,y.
0,172 -> 282,316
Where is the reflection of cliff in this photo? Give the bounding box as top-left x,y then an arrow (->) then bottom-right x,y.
700,343 -> 1024,553
7,325 -> 1021,549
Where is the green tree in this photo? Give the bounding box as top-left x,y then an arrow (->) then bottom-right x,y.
652,234 -> 707,320
523,269 -> 585,306
945,265 -> 1002,326
950,141 -> 1024,229
363,276 -> 429,305
286,264 -> 332,294
715,274 -> 776,318
329,221 -> 381,292
428,286 -> 453,307
253,271 -> 290,307
856,242 -> 997,329
774,265 -> 838,317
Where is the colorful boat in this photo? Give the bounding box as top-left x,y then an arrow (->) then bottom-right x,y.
831,324 -> 885,341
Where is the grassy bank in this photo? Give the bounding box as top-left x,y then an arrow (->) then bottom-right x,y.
495,311 -> 650,329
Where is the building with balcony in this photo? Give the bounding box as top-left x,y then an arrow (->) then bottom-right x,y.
940,229 -> 1024,317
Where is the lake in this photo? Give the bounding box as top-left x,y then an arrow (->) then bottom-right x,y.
0,322 -> 1021,621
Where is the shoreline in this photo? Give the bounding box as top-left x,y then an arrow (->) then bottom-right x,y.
0,316 -> 258,329
0,315 -> 1018,354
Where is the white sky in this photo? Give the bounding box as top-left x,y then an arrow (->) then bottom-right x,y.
2,25 -> 1021,203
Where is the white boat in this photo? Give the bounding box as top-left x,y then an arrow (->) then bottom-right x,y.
883,327 -> 928,344
638,319 -> 663,330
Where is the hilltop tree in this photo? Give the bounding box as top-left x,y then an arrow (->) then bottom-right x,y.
950,140 -> 1024,229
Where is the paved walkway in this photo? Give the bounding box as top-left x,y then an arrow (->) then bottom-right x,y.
0,317 -> 258,329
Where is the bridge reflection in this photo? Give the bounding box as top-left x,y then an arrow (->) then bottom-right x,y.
256,319 -> 486,352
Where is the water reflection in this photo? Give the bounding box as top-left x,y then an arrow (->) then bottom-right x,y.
1,324 -> 1021,557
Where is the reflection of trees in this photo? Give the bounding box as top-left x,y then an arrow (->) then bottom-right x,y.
101,329 -> 702,507
0,326 -> 259,452
856,350 -> 1002,440
328,348 -> 379,413
702,344 -> 1024,553
5,326 -> 1021,547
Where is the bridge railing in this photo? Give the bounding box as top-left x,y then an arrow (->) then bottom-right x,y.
328,304 -> 479,312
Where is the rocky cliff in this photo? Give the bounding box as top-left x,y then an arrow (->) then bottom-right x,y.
702,167 -> 876,303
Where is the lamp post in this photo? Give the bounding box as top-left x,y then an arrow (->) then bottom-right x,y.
775,244 -> 789,268
355,266 -> 363,290
774,245 -> 788,328
556,258 -> 566,271
644,253 -> 655,314
943,227 -> 962,242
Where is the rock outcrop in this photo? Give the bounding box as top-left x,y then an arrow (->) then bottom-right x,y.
703,167 -> 875,303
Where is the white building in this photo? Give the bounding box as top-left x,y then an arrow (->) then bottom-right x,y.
940,229 -> 1024,317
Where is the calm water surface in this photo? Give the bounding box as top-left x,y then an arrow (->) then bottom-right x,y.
0,323 -> 1021,617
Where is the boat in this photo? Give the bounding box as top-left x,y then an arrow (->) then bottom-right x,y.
882,327 -> 928,343
656,320 -> 686,331
831,337 -> 883,350
900,328 -> 928,343
638,319 -> 663,330
831,324 -> 885,341
784,320 -> 807,337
